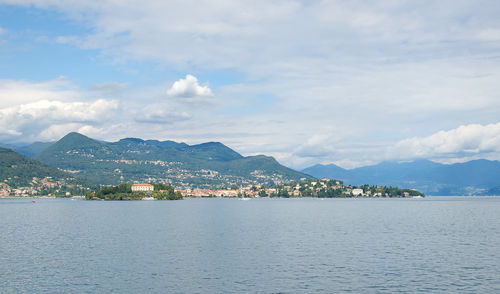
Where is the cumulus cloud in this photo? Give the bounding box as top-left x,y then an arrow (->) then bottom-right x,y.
0,77 -> 133,142
0,77 -> 197,144
389,123 -> 500,160
166,75 -> 214,103
0,99 -> 118,142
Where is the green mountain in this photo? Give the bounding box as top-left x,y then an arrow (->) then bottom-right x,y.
0,147 -> 93,193
1,147 -> 65,184
35,132 -> 311,187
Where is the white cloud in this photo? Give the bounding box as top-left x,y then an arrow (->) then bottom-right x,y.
389,123 -> 500,160
46,2 -> 500,68
135,104 -> 191,124
1,1 -> 500,168
38,123 -> 95,142
166,74 -> 213,102
37,124 -> 110,141
0,99 -> 119,141
4,129 -> 21,136
0,77 -> 122,142
0,77 -> 197,143
0,77 -> 81,108
0,99 -> 118,123
294,134 -> 338,158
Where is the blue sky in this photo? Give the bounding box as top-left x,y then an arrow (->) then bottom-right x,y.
1,1 -> 500,169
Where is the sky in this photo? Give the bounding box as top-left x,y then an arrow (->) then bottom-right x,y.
1,0 -> 500,169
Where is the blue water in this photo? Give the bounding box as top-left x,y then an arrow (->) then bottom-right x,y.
1,197 -> 500,293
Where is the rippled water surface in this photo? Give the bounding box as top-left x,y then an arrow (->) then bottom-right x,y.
1,197 -> 500,293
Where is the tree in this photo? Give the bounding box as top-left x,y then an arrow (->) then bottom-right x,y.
117,182 -> 132,193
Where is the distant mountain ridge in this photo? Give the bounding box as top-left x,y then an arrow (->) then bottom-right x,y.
34,132 -> 311,187
302,159 -> 500,195
1,141 -> 55,158
9,132 -> 499,194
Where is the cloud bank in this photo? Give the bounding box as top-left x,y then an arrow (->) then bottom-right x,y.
0,99 -> 118,142
0,1 -> 500,168
0,77 -> 195,143
390,123 -> 500,160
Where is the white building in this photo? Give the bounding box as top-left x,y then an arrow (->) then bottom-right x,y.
131,184 -> 154,192
352,188 -> 363,196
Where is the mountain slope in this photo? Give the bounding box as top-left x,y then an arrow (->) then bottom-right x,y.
14,141 -> 55,158
1,147 -> 66,184
184,142 -> 244,162
302,160 -> 500,195
35,132 -> 311,187
0,147 -> 93,191
36,132 -> 111,172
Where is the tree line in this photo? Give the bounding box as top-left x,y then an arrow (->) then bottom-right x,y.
85,182 -> 182,200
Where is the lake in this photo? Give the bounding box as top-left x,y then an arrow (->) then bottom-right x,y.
1,197 -> 500,293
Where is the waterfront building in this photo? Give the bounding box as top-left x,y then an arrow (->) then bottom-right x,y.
352,188 -> 363,196
131,184 -> 154,192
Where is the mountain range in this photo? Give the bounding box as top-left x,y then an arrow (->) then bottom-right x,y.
3,132 -> 500,195
27,132 -> 310,187
302,160 -> 500,195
